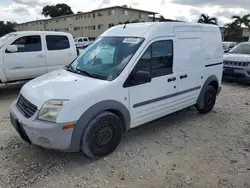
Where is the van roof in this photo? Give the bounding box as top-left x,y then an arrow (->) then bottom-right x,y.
101,22 -> 220,39
10,31 -> 72,36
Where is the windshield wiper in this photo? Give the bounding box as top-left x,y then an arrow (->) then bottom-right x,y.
75,68 -> 96,78
65,64 -> 77,73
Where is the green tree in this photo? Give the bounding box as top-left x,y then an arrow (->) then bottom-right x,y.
197,14 -> 218,25
231,14 -> 250,28
0,21 -> 16,37
42,3 -> 74,18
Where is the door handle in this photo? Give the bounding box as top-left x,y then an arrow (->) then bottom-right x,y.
12,66 -> 24,69
180,74 -> 188,79
37,54 -> 44,58
168,77 -> 176,82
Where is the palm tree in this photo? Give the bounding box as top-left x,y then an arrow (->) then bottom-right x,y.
224,21 -> 241,36
231,14 -> 250,28
197,14 -> 218,25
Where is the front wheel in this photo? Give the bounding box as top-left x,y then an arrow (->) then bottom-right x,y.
80,111 -> 123,158
196,85 -> 217,114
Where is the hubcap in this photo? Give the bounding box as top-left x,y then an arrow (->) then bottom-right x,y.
95,124 -> 113,148
207,94 -> 214,106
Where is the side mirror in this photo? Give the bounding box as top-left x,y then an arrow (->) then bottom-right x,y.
132,71 -> 151,85
7,45 -> 18,53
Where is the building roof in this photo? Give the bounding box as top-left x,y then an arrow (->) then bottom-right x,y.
93,6 -> 158,15
16,5 -> 159,25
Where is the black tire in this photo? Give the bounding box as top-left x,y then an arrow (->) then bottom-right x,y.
196,85 -> 217,114
80,111 -> 123,158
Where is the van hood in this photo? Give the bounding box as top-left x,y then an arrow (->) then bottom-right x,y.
223,53 -> 250,62
20,69 -> 108,109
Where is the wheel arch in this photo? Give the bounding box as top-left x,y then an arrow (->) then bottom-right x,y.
66,100 -> 131,152
196,75 -> 219,108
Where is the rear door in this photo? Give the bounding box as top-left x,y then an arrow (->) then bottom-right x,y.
3,34 -> 46,81
45,34 -> 75,72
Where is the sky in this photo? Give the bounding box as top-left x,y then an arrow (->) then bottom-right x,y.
0,0 -> 250,26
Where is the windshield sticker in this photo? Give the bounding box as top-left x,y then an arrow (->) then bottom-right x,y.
123,38 -> 141,44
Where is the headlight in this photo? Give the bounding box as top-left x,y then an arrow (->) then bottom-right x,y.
38,100 -> 68,123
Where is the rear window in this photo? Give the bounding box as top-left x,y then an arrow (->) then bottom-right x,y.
46,35 -> 70,50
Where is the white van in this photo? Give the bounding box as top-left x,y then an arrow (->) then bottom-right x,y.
10,22 -> 223,158
0,31 -> 77,84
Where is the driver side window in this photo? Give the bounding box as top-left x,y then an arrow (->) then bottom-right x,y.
133,40 -> 173,77
7,35 -> 42,53
124,40 -> 173,87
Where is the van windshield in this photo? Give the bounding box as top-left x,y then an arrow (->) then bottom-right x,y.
0,33 -> 16,49
70,37 -> 144,80
229,43 -> 250,54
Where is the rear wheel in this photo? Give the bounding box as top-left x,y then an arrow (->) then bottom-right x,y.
196,85 -> 217,114
80,111 -> 123,158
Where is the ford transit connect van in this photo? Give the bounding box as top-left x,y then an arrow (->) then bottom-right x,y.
10,22 -> 223,158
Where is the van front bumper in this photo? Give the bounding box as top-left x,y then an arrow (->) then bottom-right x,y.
10,101 -> 77,151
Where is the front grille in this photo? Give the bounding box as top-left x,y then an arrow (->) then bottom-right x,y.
17,94 -> 37,118
223,60 -> 250,67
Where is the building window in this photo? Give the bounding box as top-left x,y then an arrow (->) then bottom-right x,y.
108,23 -> 115,28
85,26 -> 88,29
46,35 -> 70,51
88,14 -> 91,18
121,10 -> 129,16
93,13 -> 95,18
98,24 -> 104,30
108,9 -> 115,15
98,11 -> 103,17
75,15 -> 82,20
139,12 -> 145,19
88,25 -> 96,30
56,20 -> 59,23
40,21 -> 43,25
74,27 -> 81,31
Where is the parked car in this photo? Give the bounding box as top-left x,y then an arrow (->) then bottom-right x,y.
74,37 -> 94,48
0,31 -> 77,84
223,41 -> 238,53
10,22 -> 223,158
223,42 -> 250,82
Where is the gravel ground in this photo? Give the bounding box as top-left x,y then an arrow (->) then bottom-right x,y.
0,82 -> 250,188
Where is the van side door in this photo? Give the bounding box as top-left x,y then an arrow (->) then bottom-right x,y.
175,37 -> 204,106
3,35 -> 46,81
45,34 -> 76,72
126,39 -> 178,128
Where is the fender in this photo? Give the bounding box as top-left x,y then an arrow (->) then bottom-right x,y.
0,65 -> 7,83
196,75 -> 219,109
66,100 -> 131,152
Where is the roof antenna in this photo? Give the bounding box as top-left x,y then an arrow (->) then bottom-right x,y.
123,9 -> 133,29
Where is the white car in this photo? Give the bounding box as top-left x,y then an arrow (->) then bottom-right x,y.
223,42 -> 250,82
10,22 -> 223,158
74,37 -> 94,48
0,31 -> 77,84
223,41 -> 238,53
